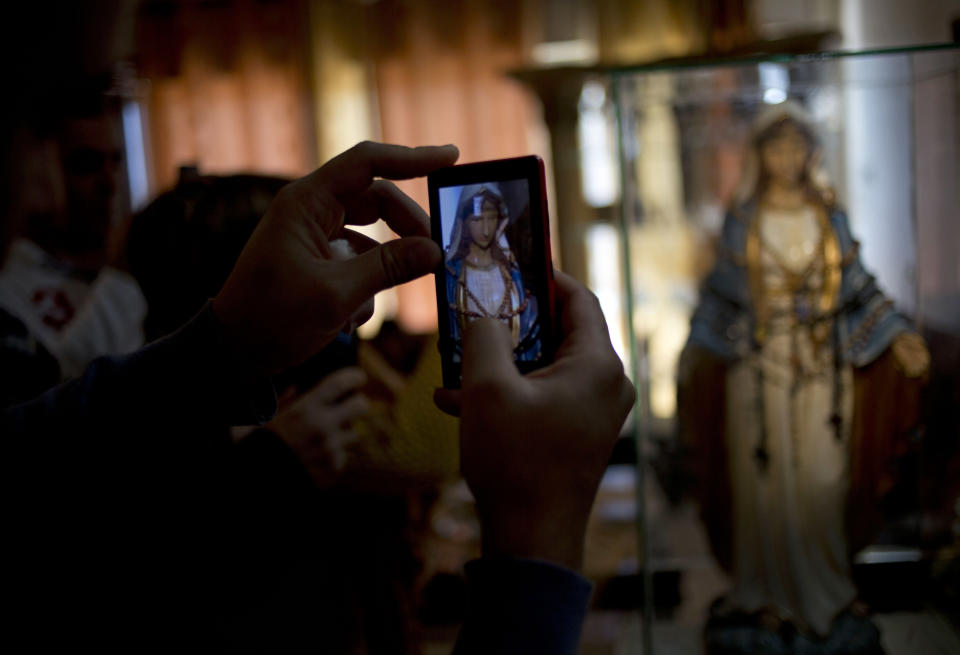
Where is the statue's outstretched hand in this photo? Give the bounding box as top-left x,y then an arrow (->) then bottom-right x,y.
892,331 -> 930,378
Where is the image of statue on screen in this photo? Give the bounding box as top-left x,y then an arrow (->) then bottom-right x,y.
679,101 -> 929,653
444,182 -> 540,363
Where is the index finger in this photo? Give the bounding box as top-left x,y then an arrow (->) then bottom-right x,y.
342,180 -> 431,238
461,318 -> 519,390
311,142 -> 459,197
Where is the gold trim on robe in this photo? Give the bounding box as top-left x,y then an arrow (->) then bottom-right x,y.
746,200 -> 842,346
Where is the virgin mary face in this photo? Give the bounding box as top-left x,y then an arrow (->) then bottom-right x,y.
466,199 -> 499,250
760,123 -> 809,190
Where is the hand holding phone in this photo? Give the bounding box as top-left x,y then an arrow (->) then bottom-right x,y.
429,156 -> 557,388
434,272 -> 635,569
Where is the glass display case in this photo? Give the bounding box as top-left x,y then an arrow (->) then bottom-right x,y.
532,44 -> 960,654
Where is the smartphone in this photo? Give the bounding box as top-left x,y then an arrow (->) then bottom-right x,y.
429,155 -> 557,389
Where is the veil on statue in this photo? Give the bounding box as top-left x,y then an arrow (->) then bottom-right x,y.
446,182 -> 514,264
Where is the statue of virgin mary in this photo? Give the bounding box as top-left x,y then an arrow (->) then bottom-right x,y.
444,182 -> 540,363
679,101 -> 928,653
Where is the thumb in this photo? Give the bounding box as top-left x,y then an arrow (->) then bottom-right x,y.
338,236 -> 441,310
462,318 -> 517,389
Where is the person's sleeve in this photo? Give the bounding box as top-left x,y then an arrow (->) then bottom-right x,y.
231,427 -> 316,502
0,307 -> 61,407
687,212 -> 752,362
453,557 -> 593,655
831,210 -> 912,367
2,301 -> 276,448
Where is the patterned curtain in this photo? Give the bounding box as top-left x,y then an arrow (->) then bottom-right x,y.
137,0 -> 315,192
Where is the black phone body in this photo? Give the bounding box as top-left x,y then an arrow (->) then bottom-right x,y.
429,155 -> 557,389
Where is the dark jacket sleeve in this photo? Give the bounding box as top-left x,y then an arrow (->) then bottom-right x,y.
0,303 -> 310,648
2,301 -> 285,553
454,557 -> 593,655
0,307 -> 61,407
2,301 -> 276,442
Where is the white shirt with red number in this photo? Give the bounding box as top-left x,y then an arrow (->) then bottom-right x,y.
0,239 -> 147,380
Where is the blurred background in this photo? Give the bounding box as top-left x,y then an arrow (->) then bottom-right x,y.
3,1 -> 959,653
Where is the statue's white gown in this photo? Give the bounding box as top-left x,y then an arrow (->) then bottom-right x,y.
724,206 -> 857,636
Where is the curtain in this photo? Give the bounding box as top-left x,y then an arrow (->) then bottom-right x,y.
366,0 -> 546,332
137,0 -> 545,334
137,0 -> 315,192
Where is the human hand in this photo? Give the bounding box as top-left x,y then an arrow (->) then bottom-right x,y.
269,367 -> 370,485
434,271 -> 635,570
892,331 -> 930,378
212,142 -> 459,376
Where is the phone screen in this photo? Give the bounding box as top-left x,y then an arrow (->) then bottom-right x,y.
430,157 -> 555,388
